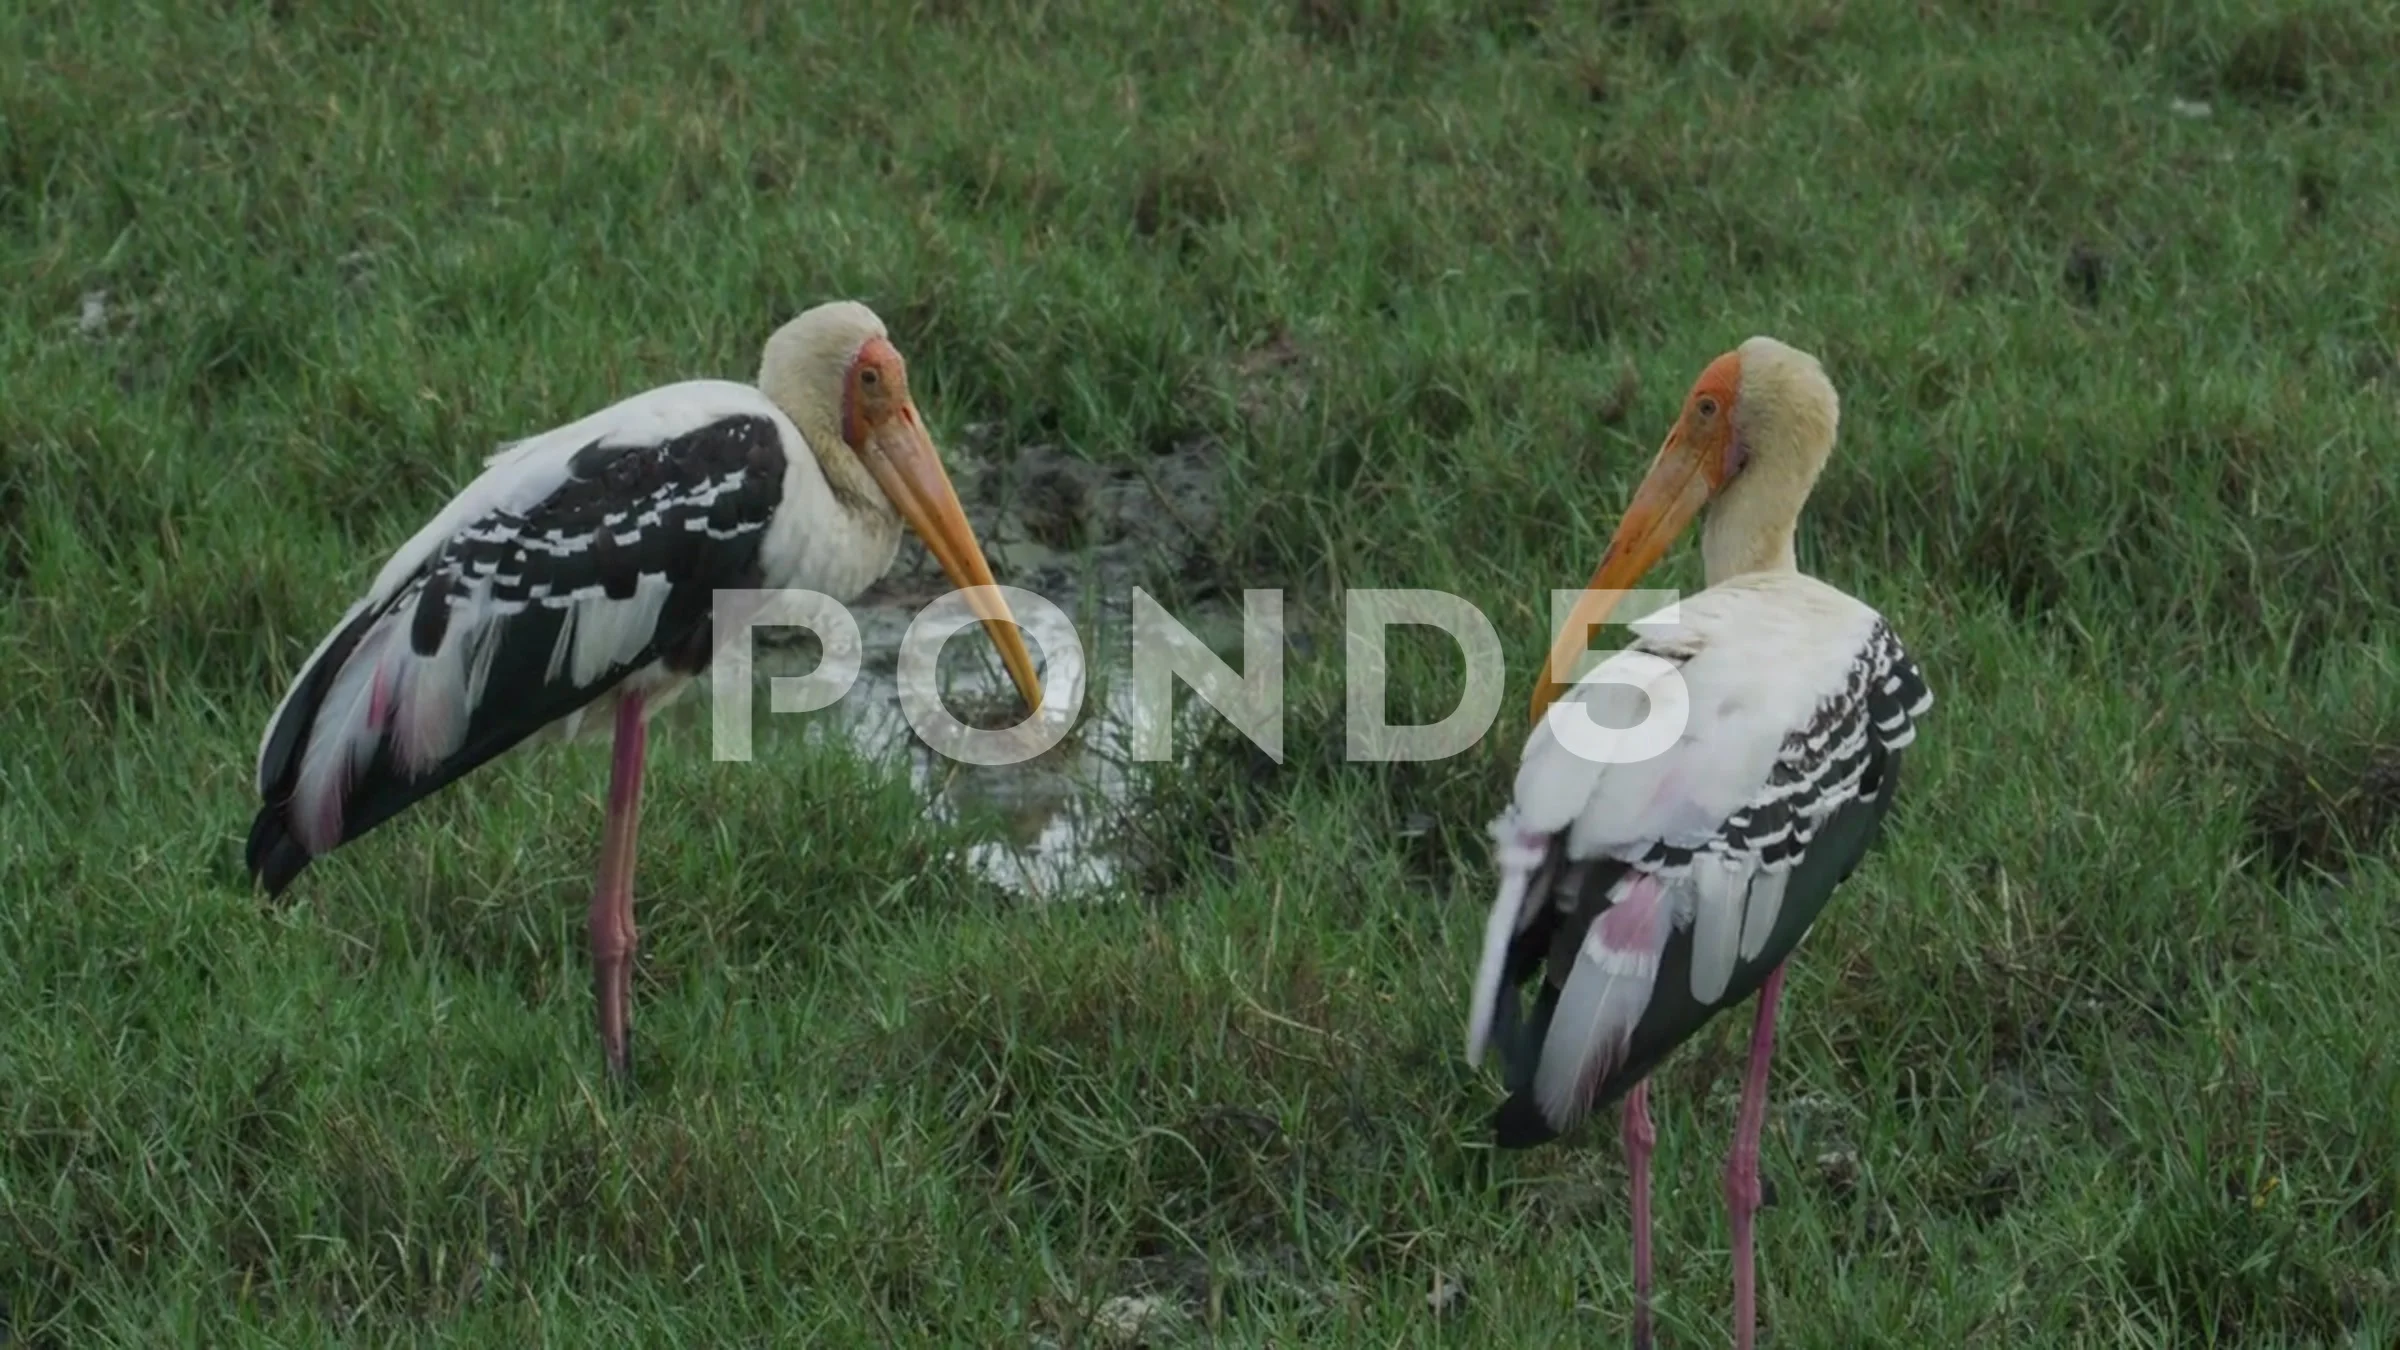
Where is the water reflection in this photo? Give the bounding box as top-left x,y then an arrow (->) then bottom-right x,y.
736,595 -> 1236,900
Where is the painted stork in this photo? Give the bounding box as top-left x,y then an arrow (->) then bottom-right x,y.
1466,337 -> 1931,1348
247,301 -> 1043,1084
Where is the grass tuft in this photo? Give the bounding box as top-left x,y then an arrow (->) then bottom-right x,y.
4,0 -> 2399,1343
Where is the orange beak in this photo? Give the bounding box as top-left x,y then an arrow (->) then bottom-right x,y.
1529,420 -> 1725,721
858,408 -> 1045,715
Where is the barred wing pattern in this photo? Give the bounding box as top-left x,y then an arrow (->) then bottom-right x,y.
248,383 -> 796,894
1468,580 -> 1931,1145
1614,620 -> 1929,877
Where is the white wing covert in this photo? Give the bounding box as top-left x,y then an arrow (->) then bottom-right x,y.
1467,578 -> 1932,1138
250,382 -> 802,881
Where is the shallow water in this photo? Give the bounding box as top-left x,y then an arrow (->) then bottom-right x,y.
725,430 -> 1233,900
734,589 -> 1246,901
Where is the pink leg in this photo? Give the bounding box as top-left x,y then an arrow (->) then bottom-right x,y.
591,693 -> 648,1084
1623,1079 -> 1657,1350
1727,964 -> 1786,1350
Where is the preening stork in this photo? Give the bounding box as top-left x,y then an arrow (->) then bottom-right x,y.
248,301 -> 1043,1084
1466,338 -> 1931,1349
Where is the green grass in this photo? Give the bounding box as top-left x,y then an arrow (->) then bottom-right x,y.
6,0 -> 2400,1343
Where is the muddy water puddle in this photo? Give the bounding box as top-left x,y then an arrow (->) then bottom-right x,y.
747,591 -> 1244,899
704,432 -> 1233,900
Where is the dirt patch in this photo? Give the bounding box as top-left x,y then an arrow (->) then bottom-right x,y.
1131,160 -> 1234,243
2241,738 -> 2400,886
0,442 -> 24,594
1289,0 -> 1366,47
1537,266 -> 1636,350
2220,16 -> 2348,104
2062,241 -> 2109,308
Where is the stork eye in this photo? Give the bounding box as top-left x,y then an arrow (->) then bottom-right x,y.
860,367 -> 881,388
1696,396 -> 1719,418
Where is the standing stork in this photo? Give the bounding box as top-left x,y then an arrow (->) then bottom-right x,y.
1466,338 -> 1931,1348
248,301 -> 1043,1084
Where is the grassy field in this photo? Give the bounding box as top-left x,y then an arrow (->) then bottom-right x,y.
6,0 -> 2400,1343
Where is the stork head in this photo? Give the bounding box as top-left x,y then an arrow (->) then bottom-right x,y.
1530,336 -> 1840,719
758,301 -> 1043,714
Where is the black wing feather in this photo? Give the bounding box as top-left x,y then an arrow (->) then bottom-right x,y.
1486,621 -> 1931,1146
247,414 -> 789,896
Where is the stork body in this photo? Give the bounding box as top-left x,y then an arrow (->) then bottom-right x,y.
248,302 -> 1042,1084
1467,338 -> 1931,1348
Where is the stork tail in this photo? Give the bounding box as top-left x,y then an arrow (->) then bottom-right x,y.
247,600 -> 386,897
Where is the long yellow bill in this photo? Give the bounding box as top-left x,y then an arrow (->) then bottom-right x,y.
862,412 -> 1045,715
1529,426 -> 1716,723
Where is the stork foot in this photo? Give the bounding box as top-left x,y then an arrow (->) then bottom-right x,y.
591,911 -> 639,1093
594,963 -> 636,1092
